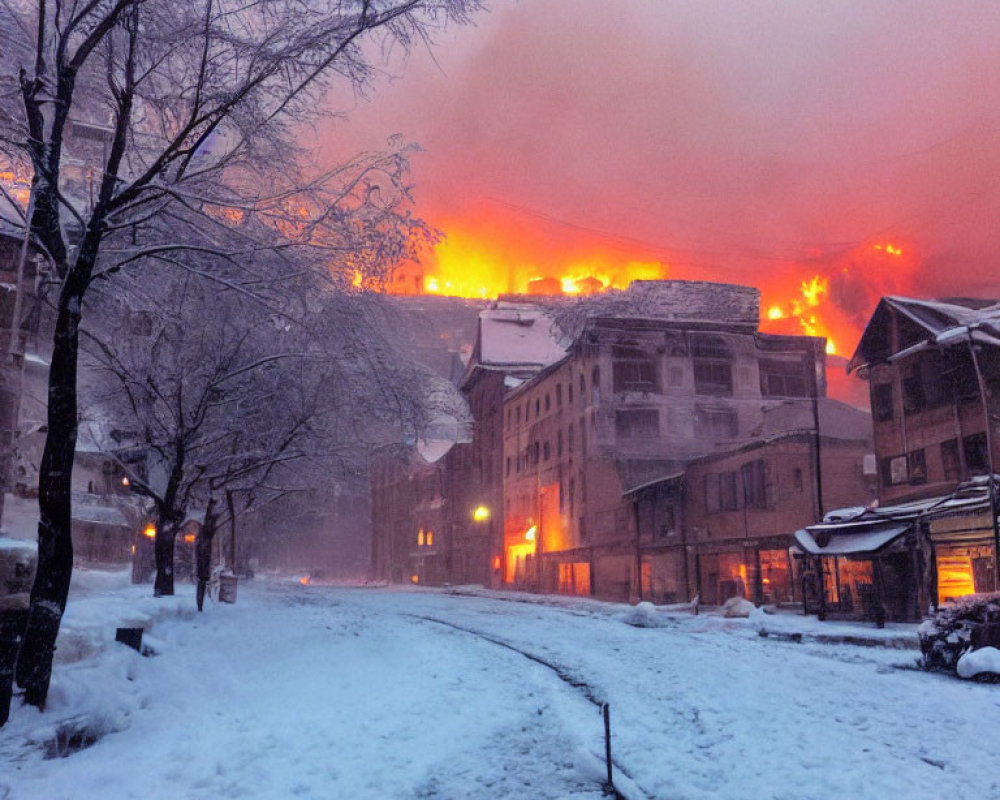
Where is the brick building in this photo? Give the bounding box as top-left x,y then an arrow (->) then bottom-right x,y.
628,399 -> 875,607
793,296 -> 1000,622
371,302 -> 566,587
499,280 -> 852,602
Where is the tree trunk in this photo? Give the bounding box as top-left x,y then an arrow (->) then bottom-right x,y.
153,517 -> 183,597
14,277 -> 85,708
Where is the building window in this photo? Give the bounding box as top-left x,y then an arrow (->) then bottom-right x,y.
759,358 -> 808,398
705,472 -> 739,513
903,356 -> 947,414
880,455 -> 909,486
793,466 -> 804,492
908,449 -> 927,484
426,530 -> 434,546
417,529 -> 425,546
691,335 -> 733,396
568,423 -> 575,453
545,393 -> 551,412
941,439 -> 962,482
741,459 -> 769,509
533,442 -> 540,464
535,397 -> 540,416
591,366 -> 601,404
612,341 -> 659,393
615,408 -> 660,439
964,433 -> 989,473
872,383 -> 893,422
695,407 -> 738,440
556,383 -> 563,407
568,382 -> 574,405
516,406 -> 521,425
658,505 -> 676,539
902,362 -> 926,414
543,441 -> 551,461
506,456 -> 511,477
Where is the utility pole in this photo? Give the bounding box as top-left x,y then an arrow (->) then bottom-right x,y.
965,330 -> 1000,587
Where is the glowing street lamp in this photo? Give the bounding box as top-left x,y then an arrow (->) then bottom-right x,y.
472,505 -> 490,522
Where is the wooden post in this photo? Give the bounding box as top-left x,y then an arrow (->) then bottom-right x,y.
603,702 -> 613,790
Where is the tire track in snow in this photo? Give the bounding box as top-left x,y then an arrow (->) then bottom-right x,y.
405,613 -> 655,800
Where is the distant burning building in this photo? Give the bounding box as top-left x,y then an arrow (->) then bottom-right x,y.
372,279 -> 883,604
499,280 -> 872,602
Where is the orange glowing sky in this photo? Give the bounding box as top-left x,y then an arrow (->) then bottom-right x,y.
320,0 -> 1000,362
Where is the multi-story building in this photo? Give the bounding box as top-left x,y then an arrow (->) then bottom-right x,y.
500,280 -> 843,601
371,301 -> 565,587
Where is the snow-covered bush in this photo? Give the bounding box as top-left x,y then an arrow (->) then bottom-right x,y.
918,594 -> 1000,676
622,601 -> 666,628
957,647 -> 1000,681
721,596 -> 756,618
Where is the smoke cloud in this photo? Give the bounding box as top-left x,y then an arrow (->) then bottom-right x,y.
321,1 -> 1000,335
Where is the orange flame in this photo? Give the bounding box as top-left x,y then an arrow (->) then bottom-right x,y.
386,206 -> 917,394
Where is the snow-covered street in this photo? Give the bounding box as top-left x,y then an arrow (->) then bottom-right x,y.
2,571 -> 998,800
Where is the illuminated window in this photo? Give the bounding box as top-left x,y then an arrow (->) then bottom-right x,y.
426,530 -> 434,546
417,529 -> 425,547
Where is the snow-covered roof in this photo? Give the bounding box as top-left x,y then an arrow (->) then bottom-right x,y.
71,493 -> 132,527
849,295 -> 1000,372
476,303 -> 568,370
794,523 -> 910,556
805,477 -> 995,548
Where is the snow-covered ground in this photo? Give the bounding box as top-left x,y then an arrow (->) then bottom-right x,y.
2,570 -> 998,800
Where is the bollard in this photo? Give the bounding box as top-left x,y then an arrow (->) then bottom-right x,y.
603,702 -> 613,790
115,627 -> 143,652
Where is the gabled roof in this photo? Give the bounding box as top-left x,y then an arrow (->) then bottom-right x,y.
478,303 -> 567,368
461,302 -> 568,389
848,296 -> 1000,373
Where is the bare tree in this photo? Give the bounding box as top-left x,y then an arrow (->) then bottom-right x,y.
0,0 -> 479,712
83,260 -> 453,596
